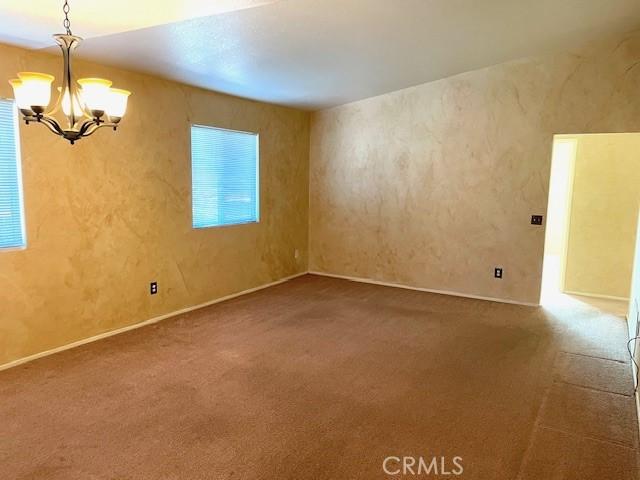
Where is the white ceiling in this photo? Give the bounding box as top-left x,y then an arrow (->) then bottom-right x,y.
1,0 -> 640,110
0,0 -> 278,48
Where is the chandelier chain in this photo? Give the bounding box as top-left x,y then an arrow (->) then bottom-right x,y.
62,0 -> 72,35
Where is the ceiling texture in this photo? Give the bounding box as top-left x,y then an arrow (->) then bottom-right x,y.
1,0 -> 640,110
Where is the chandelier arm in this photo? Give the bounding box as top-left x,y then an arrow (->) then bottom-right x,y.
81,122 -> 118,138
72,113 -> 97,132
20,114 -> 38,123
45,91 -> 64,117
75,119 -> 96,137
38,116 -> 66,136
62,37 -> 79,127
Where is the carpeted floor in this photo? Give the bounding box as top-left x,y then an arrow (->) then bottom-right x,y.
0,274 -> 637,479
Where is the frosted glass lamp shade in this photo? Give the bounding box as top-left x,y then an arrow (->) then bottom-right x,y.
8,79 -> 31,110
106,88 -> 131,119
16,72 -> 54,109
78,78 -> 112,113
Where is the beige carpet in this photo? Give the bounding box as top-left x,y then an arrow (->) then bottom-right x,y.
0,274 -> 637,479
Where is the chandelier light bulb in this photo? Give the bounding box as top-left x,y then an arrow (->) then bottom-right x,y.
59,86 -> 84,117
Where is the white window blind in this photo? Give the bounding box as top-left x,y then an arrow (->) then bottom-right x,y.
191,125 -> 259,228
0,99 -> 25,249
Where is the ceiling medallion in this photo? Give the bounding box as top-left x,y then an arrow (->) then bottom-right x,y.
8,0 -> 131,145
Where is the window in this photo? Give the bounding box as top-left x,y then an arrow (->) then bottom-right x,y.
191,125 -> 259,228
0,99 -> 25,249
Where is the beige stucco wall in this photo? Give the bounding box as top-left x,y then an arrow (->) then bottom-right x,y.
309,31 -> 640,305
564,134 -> 640,299
0,43 -> 310,366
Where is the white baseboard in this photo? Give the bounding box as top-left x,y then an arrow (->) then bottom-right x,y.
0,270 -> 538,372
563,290 -> 629,302
0,271 -> 308,372
308,271 -> 539,307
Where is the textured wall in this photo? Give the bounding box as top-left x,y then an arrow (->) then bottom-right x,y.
0,43 -> 310,366
309,31 -> 640,305
564,134 -> 640,299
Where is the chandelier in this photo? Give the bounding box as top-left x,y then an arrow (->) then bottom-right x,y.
8,0 -> 131,145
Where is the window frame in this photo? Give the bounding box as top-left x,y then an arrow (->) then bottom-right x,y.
189,123 -> 260,230
0,98 -> 27,251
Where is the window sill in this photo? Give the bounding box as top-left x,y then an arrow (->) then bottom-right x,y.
193,220 -> 260,230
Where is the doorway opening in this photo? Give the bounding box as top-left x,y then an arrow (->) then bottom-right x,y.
541,133 -> 640,318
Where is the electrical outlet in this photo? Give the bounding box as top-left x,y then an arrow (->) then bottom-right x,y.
294,249 -> 300,260
531,215 -> 543,225
494,268 -> 503,279
150,281 -> 158,295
